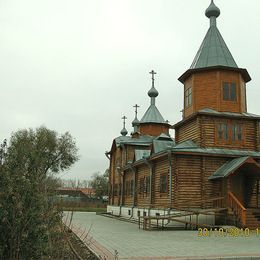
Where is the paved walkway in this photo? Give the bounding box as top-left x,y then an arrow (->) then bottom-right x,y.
65,212 -> 260,259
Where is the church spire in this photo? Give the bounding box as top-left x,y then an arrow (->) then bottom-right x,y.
132,104 -> 140,133
120,116 -> 128,136
148,70 -> 159,105
178,0 -> 251,119
179,0 -> 251,84
140,70 -> 165,124
139,70 -> 170,136
189,0 -> 237,71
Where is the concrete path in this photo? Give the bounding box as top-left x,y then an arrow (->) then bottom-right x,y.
65,212 -> 260,260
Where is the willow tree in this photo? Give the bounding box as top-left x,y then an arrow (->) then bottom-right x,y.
0,127 -> 78,259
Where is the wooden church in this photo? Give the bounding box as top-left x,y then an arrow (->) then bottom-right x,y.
106,0 -> 260,228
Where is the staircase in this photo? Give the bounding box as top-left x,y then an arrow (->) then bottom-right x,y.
246,209 -> 260,229
228,192 -> 260,228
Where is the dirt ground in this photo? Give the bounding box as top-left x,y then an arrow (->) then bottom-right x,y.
63,229 -> 98,260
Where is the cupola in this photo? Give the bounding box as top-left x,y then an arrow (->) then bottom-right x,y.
178,0 -> 251,119
139,70 -> 170,136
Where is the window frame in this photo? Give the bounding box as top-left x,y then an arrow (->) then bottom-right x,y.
144,176 -> 150,195
222,82 -> 237,102
231,123 -> 243,142
159,174 -> 168,194
139,177 -> 145,194
185,86 -> 192,108
215,120 -> 244,145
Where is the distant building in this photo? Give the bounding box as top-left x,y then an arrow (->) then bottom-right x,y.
56,187 -> 95,198
106,1 -> 260,228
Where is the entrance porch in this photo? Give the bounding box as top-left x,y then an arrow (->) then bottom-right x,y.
209,156 -> 260,228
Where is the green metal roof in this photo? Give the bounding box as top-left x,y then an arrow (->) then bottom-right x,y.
173,109 -> 260,129
173,140 -> 198,149
155,133 -> 173,141
172,146 -> 260,157
198,108 -> 260,119
114,135 -> 153,147
140,104 -> 166,124
178,1 -> 251,83
140,71 -> 168,125
190,20 -> 237,69
208,157 -> 250,180
153,139 -> 175,154
135,149 -> 151,161
171,140 -> 260,157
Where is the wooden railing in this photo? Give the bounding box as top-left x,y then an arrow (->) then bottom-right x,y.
228,192 -> 247,227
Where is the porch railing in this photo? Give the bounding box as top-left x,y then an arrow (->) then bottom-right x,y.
227,191 -> 247,227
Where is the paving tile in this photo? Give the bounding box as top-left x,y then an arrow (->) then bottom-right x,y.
65,212 -> 260,259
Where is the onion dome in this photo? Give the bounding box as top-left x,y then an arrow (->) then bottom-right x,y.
132,104 -> 140,133
132,117 -> 140,127
120,127 -> 128,136
205,0 -> 220,18
140,70 -> 167,124
148,86 -> 159,98
120,116 -> 128,136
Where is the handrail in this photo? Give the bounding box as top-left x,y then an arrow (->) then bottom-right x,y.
228,192 -> 247,227
228,192 -> 246,210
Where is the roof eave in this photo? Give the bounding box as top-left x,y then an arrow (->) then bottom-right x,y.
139,122 -> 171,127
178,66 -> 251,84
172,111 -> 260,129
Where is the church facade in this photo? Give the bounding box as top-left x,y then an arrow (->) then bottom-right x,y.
106,1 -> 260,228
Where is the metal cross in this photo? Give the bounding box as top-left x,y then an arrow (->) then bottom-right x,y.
133,104 -> 140,117
149,70 -> 157,87
122,116 -> 127,128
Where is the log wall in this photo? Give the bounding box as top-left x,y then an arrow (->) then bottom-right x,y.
201,116 -> 257,150
175,118 -> 200,145
123,170 -> 134,207
136,165 -> 150,207
153,157 -> 170,208
183,70 -> 247,118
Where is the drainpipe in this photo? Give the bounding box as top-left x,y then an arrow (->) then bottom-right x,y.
117,144 -> 127,217
167,149 -> 173,209
129,165 -> 136,218
144,159 -> 153,215
116,166 -> 123,216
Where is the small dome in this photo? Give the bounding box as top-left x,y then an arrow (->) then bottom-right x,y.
148,86 -> 159,98
120,127 -> 128,136
132,117 -> 140,126
205,0 -> 220,18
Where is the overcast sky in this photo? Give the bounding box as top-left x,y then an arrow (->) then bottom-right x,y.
1,0 -> 260,180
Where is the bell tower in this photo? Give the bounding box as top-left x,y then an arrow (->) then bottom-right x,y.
178,0 -> 251,119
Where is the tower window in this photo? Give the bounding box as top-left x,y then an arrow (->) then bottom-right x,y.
232,124 -> 243,141
217,123 -> 228,141
185,87 -> 192,108
223,82 -> 237,101
216,121 -> 244,144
